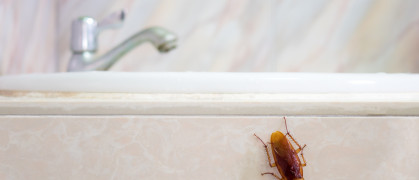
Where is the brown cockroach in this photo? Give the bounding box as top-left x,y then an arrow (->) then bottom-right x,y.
254,117 -> 307,180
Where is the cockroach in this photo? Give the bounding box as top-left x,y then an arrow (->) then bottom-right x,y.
254,117 -> 307,180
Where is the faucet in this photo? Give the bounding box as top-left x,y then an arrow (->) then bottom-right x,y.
67,10 -> 177,71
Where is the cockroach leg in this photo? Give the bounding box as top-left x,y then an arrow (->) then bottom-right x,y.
287,132 -> 304,150
297,144 -> 306,153
300,153 -> 307,167
254,133 -> 276,167
283,117 -> 305,153
283,117 -> 308,167
299,145 -> 307,167
261,172 -> 283,180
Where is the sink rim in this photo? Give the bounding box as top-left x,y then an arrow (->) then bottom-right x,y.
0,72 -> 418,93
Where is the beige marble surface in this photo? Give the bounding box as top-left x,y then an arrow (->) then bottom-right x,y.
2,0 -> 419,74
0,116 -> 417,179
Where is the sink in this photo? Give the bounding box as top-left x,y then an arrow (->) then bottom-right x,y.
1,72 -> 419,93
1,72 -> 418,116
0,72 -> 418,179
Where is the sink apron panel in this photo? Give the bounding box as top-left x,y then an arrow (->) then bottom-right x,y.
0,116 -> 417,180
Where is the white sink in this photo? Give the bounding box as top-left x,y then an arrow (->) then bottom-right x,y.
1,72 -> 419,93
1,72 -> 418,116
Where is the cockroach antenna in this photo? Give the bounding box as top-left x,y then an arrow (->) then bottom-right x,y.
284,117 -> 290,135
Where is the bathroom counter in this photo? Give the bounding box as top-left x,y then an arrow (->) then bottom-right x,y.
1,91 -> 419,116
2,72 -> 419,115
0,72 -> 418,179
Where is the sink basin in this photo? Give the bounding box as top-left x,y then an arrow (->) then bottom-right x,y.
1,72 -> 419,93
1,72 -> 418,116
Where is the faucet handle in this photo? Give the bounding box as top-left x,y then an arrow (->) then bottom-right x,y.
71,10 -> 125,53
98,10 -> 125,31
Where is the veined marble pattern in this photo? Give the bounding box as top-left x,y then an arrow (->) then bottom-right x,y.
0,116 -> 417,179
271,0 -> 419,72
57,0 -> 275,72
57,0 -> 419,73
2,0 -> 419,74
0,0 -> 57,75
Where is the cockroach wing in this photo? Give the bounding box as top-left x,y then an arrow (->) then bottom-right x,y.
270,132 -> 304,179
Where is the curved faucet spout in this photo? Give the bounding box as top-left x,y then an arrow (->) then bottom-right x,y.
68,27 -> 177,71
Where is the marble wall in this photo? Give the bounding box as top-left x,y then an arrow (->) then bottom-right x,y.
0,0 -> 57,75
2,0 -> 419,74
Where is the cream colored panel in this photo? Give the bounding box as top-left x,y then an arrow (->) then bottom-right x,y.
0,116 -> 417,179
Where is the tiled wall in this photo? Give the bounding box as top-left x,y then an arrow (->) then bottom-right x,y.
2,0 -> 419,74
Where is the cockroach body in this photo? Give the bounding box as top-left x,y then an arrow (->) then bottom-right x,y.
254,117 -> 307,180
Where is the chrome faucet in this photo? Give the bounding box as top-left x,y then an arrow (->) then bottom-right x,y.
67,10 -> 177,71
